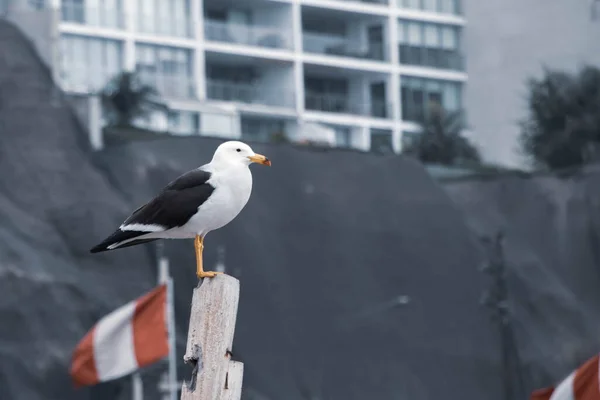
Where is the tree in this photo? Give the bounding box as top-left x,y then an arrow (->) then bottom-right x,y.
404,102 -> 481,166
520,66 -> 600,170
100,71 -> 167,127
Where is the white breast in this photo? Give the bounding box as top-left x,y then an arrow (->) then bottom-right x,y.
184,165 -> 253,237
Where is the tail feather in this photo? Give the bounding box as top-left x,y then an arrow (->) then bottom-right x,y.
90,229 -> 157,253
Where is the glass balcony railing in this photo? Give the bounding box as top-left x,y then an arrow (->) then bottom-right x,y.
204,20 -> 291,50
334,0 -> 388,4
59,64 -> 116,93
401,102 -> 464,123
399,45 -> 465,71
305,93 -> 391,118
61,1 -> 125,29
396,0 -> 462,15
137,72 -> 196,100
137,13 -> 193,38
303,32 -> 385,61
206,79 -> 295,109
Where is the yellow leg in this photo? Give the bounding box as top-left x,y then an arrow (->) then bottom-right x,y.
194,235 -> 222,279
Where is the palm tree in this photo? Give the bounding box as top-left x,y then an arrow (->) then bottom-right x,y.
404,102 -> 481,166
100,71 -> 167,128
520,65 -> 600,170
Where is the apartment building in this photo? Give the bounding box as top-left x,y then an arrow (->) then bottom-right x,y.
10,0 -> 467,153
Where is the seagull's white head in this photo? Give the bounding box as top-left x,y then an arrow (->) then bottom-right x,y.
211,141 -> 271,168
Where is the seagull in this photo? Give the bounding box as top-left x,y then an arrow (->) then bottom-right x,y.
90,141 -> 271,278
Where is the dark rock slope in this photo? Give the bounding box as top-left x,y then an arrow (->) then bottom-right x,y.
443,170 -> 600,388
0,18 -> 598,400
0,19 -> 158,400
94,138 -> 498,400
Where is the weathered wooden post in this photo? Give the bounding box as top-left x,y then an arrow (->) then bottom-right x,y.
181,275 -> 243,400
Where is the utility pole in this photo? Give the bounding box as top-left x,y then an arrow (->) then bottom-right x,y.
480,232 -> 525,400
156,242 -> 179,400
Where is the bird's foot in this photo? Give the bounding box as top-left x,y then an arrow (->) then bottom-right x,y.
197,270 -> 223,279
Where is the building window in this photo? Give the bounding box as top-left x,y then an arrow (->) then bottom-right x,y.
400,76 -> 462,122
135,44 -> 194,99
398,20 -> 463,70
206,64 -> 257,103
334,126 -> 352,148
206,65 -> 255,83
371,129 -> 394,154
60,34 -> 123,93
241,117 -> 285,143
302,17 -> 385,61
29,0 -> 47,9
398,0 -> 461,15
401,130 -> 420,150
137,0 -> 191,37
370,82 -> 388,118
200,112 -> 236,137
305,77 -> 349,113
168,111 -> 198,135
205,9 -> 227,21
167,111 -> 180,130
62,0 -> 124,29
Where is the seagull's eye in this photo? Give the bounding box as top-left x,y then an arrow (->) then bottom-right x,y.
236,148 -> 241,152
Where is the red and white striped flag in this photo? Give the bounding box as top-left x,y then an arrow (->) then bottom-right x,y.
70,284 -> 169,387
530,354 -> 600,400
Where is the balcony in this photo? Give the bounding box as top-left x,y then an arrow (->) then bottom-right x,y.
399,45 -> 465,71
206,80 -> 295,109
137,13 -> 193,38
204,20 -> 291,50
303,32 -> 385,61
305,93 -> 391,118
241,117 -> 288,143
371,128 -> 394,154
61,1 -> 125,29
396,0 -> 462,15
402,105 -> 466,124
60,64 -> 116,94
400,76 -> 463,122
332,0 -> 388,4
138,72 -> 196,100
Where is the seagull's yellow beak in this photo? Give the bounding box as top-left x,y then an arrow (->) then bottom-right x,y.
248,154 -> 271,166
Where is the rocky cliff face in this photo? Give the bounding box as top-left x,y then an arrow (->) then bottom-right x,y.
0,19 -> 598,400
443,170 -> 600,383
0,19 -> 159,400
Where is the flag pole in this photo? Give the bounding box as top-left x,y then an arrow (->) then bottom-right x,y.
158,248 -> 178,400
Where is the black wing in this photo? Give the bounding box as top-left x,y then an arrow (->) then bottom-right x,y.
122,168 -> 214,227
90,169 -> 214,253
162,167 -> 213,192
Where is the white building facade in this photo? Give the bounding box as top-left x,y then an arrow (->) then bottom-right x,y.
13,0 -> 467,152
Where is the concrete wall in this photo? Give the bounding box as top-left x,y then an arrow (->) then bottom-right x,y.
464,0 -> 600,168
